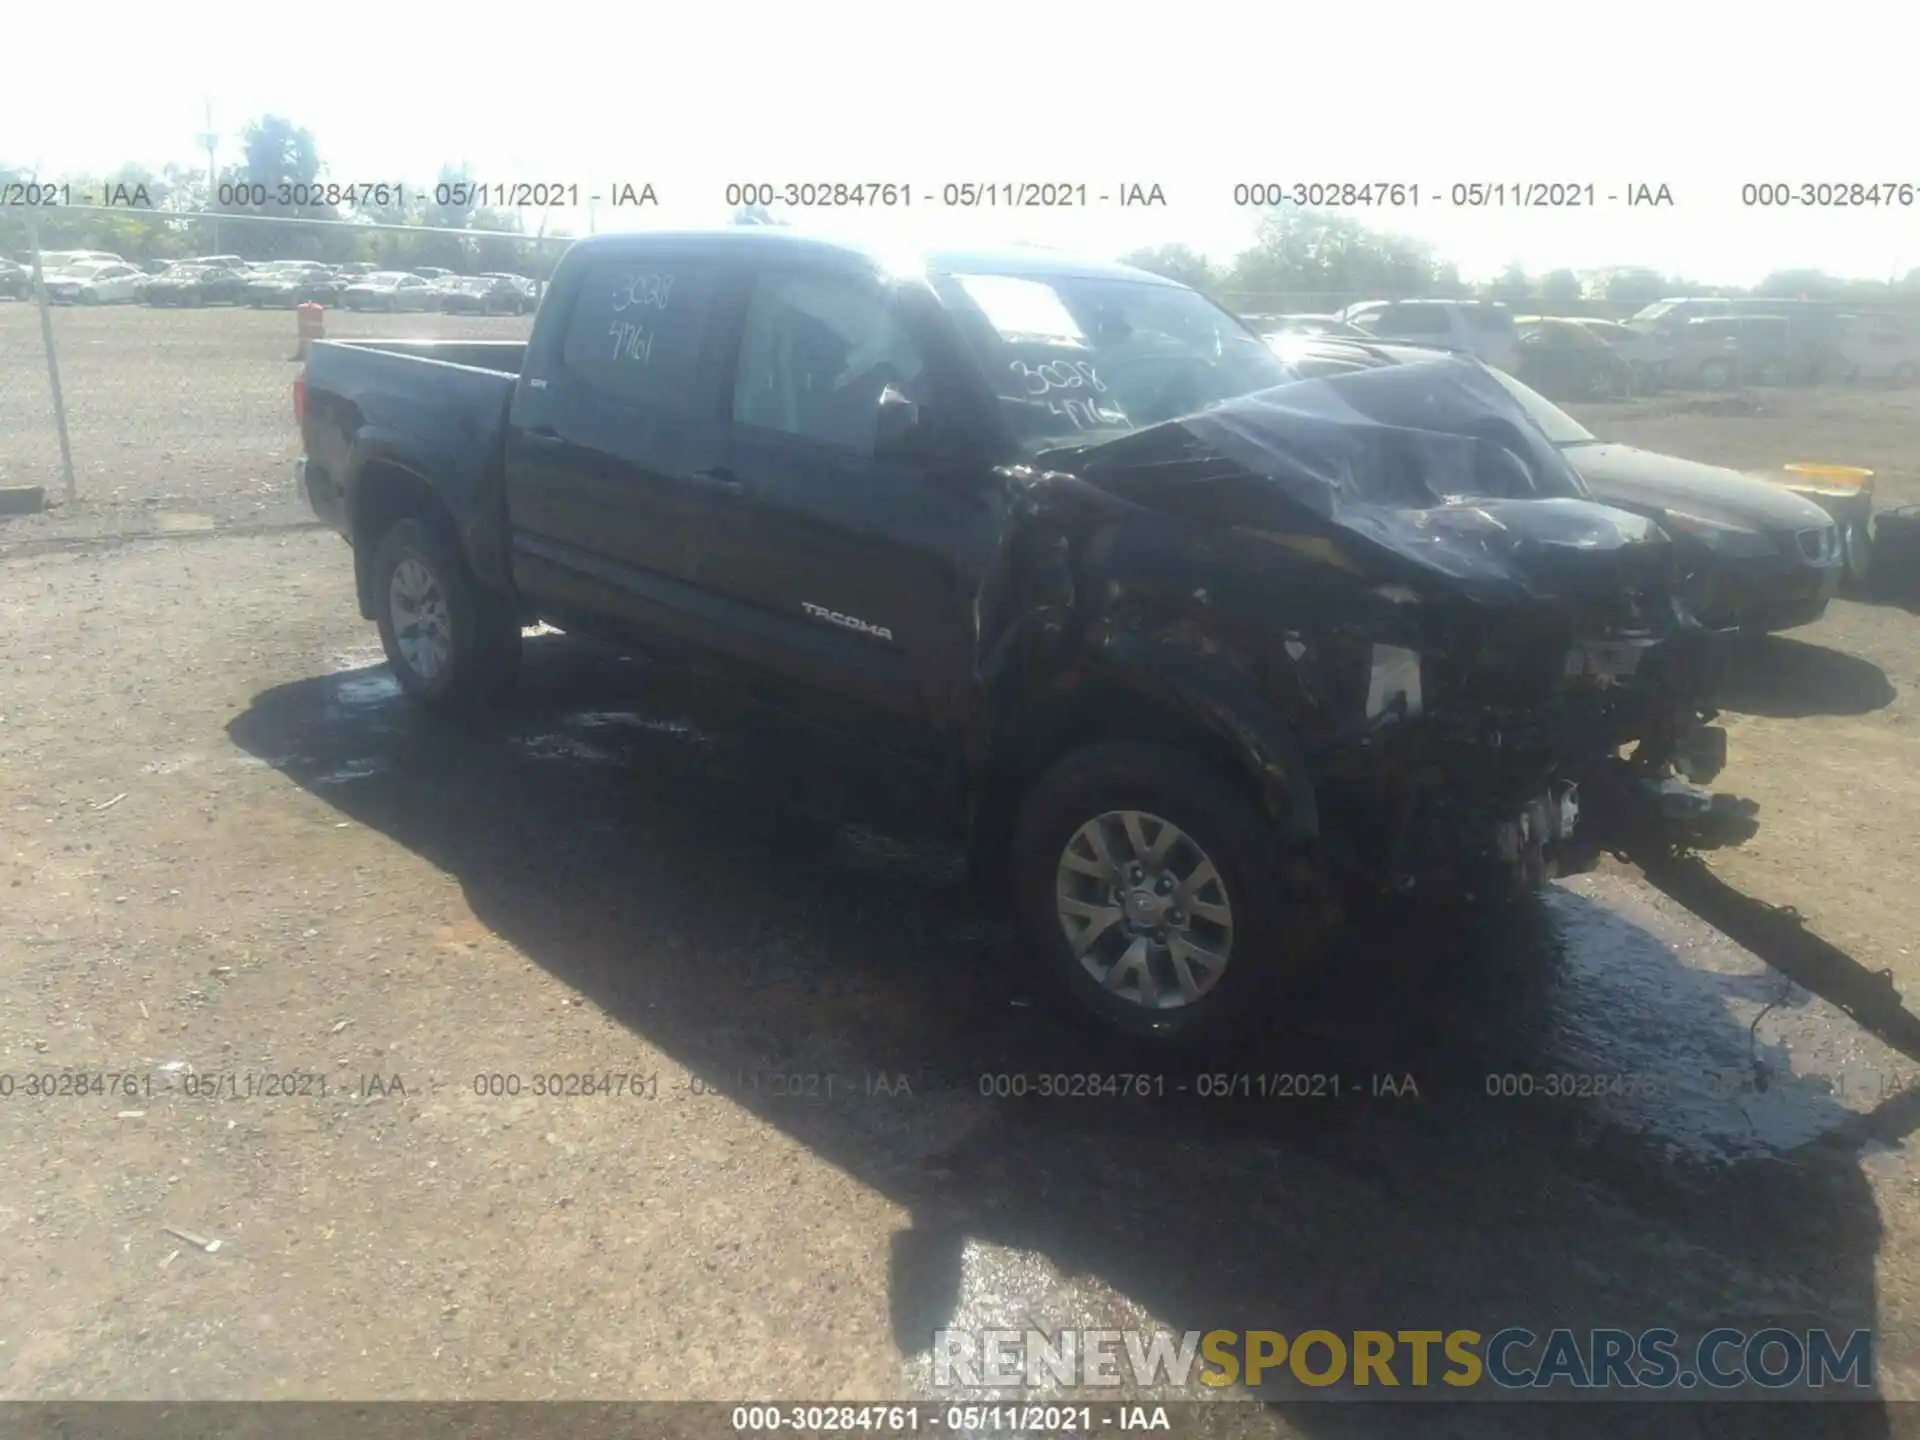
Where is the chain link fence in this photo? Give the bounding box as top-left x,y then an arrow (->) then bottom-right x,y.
0,208 -> 575,531
0,218 -> 71,511
8,209 -> 1920,530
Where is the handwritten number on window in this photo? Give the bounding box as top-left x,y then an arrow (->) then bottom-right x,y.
608,320 -> 656,364
611,273 -> 674,314
1009,358 -> 1106,397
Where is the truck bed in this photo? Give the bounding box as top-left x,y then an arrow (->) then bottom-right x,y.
318,337 -> 527,375
298,338 -> 523,548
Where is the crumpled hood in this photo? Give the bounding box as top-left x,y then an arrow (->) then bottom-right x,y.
1070,357 -> 1678,608
1568,443 -> 1834,532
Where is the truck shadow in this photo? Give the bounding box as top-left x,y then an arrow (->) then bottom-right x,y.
227,638 -> 1901,1436
1712,635 -> 1896,719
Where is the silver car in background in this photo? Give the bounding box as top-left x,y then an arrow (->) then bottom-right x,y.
340,272 -> 439,312
1834,311 -> 1920,384
1565,317 -> 1673,391
43,260 -> 147,304
1338,299 -> 1524,371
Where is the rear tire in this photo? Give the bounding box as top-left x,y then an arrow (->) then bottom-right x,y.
1010,741 -> 1326,1054
1841,515 -> 1873,591
368,517 -> 521,717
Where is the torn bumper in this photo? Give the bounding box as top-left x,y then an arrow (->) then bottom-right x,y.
1577,764 -> 1762,854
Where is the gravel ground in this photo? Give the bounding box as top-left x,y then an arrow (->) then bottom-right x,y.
4,302 -> 1920,1435
0,301 -> 531,542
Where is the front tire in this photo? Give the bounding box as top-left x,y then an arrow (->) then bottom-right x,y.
369,517 -> 521,716
1011,741 -> 1325,1053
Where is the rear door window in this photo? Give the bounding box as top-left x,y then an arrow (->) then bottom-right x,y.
561,259 -> 718,408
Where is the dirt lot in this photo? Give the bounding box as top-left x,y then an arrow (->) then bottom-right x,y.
5,303 -> 1920,1432
0,302 -> 533,539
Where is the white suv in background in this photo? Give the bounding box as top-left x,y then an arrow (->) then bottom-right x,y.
1338,299 -> 1524,372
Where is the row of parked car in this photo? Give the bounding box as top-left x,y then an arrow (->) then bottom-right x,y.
0,251 -> 540,315
1248,296 -> 1920,399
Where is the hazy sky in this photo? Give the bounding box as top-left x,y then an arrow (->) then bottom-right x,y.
7,0 -> 1914,285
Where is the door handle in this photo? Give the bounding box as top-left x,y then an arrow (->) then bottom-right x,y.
691,466 -> 745,493
523,426 -> 565,449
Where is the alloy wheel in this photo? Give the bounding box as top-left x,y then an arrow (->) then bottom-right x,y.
1054,809 -> 1235,1010
388,557 -> 454,683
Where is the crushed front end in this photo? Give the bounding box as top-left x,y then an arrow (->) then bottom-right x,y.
1292,550 -> 1749,899
1053,358 -> 1760,902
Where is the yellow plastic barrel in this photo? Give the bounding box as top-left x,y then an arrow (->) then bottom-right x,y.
1784,463 -> 1874,489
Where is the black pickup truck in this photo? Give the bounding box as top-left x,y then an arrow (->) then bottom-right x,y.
296,229 -> 1750,1051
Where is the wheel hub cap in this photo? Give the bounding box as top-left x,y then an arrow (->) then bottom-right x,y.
1055,809 -> 1235,1011
1125,887 -> 1168,925
389,557 -> 453,682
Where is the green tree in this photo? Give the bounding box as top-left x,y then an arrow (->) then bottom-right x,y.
357,164 -> 531,272
0,165 -> 38,259
211,115 -> 335,259
1224,209 -> 1448,311
1486,261 -> 1532,306
1540,268 -> 1583,308
1603,268 -> 1669,311
1756,268 -> 1840,299
6,171 -> 116,255
1118,243 -> 1220,294
471,210 -> 533,274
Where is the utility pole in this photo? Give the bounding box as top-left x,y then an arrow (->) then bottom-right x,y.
196,97 -> 219,253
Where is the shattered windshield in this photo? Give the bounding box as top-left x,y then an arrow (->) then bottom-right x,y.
930,271 -> 1288,453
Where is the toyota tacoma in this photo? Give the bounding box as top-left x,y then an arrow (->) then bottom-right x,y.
294,230 -> 1752,1050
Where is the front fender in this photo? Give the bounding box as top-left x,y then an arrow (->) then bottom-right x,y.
1092,631 -> 1320,842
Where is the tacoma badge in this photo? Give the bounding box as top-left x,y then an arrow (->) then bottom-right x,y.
802,601 -> 894,642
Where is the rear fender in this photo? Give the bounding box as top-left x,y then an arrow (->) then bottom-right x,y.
345,432 -> 514,616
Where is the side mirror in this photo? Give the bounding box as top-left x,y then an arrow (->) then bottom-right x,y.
872,384 -> 928,462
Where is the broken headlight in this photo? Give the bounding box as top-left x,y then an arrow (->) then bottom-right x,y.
1660,510 -> 1777,559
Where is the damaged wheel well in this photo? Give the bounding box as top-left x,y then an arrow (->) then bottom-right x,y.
966,676 -> 1314,896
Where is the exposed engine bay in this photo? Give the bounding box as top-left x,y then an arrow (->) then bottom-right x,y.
984,355 -> 1758,899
